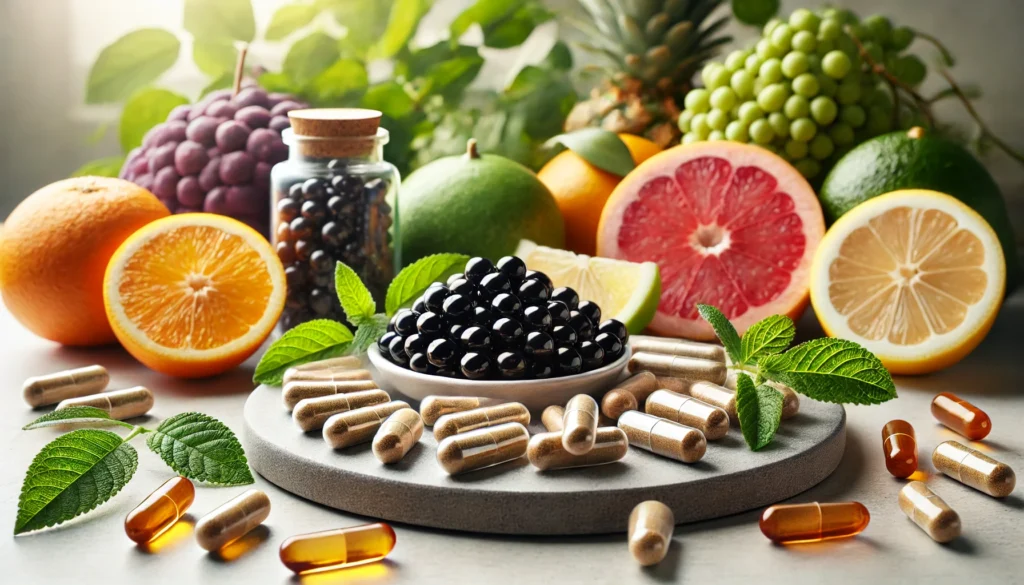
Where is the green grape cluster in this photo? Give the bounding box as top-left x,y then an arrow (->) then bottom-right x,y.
678,8 -> 929,179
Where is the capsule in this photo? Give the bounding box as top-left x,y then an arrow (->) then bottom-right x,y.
528,427 -> 628,471
23,365 -> 110,408
285,355 -> 362,375
283,367 -> 373,385
725,374 -> 799,419
195,489 -> 271,551
541,405 -> 564,432
654,376 -> 689,393
759,502 -> 870,544
436,422 -> 529,475
686,381 -> 738,422
628,501 -> 675,566
932,440 -> 1015,498
618,410 -> 706,463
124,476 -> 195,543
292,390 -> 390,432
881,419 -> 918,478
283,379 -> 378,411
323,401 -> 410,449
601,372 -> 659,420
373,408 -> 424,464
898,482 -> 961,543
931,393 -> 991,441
280,522 -> 396,574
629,335 -> 726,362
433,402 -> 530,441
628,352 -> 726,385
560,394 -> 599,455
57,386 -> 154,420
419,395 -> 501,426
645,390 -> 729,440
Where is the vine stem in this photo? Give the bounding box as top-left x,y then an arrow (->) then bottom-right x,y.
938,70 -> 1024,165
232,43 -> 249,98
845,29 -> 935,127
122,426 -> 149,443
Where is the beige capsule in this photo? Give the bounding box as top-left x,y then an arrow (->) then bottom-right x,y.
932,440 -> 1016,498
285,356 -> 362,375
630,335 -> 726,362
562,394 -> 599,455
23,365 -> 110,408
654,376 -> 689,394
283,379 -> 378,411
528,427 -> 628,471
420,396 -> 502,426
194,489 -> 271,552
618,410 -> 706,463
628,500 -> 675,566
601,372 -> 659,420
373,408 -> 424,464
628,352 -> 726,385
292,390 -> 390,432
323,401 -> 410,449
645,390 -> 729,440
437,422 -> 530,475
687,381 -> 738,422
57,386 -> 154,420
283,367 -> 373,386
898,481 -> 961,543
433,403 -> 530,441
541,405 -> 565,432
724,373 -> 799,420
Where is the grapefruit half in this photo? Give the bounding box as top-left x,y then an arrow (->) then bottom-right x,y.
597,142 -> 825,340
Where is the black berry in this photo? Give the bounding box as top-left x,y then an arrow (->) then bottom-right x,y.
496,351 -> 526,379
460,352 -> 492,379
422,286 -> 451,313
470,306 -> 494,327
526,360 -> 554,379
408,352 -> 431,374
404,332 -> 429,356
387,335 -> 409,364
597,319 -> 629,343
517,279 -> 551,304
546,300 -> 570,324
446,273 -> 465,286
522,305 -> 553,331
378,331 -> 399,355
416,311 -> 447,336
578,340 -> 606,370
567,310 -> 594,341
459,325 -> 491,350
555,346 -> 582,375
524,270 -> 553,293
550,287 -> 579,310
442,293 -> 474,321
595,332 -> 623,362
426,337 -> 459,368
492,317 -> 525,346
464,257 -> 495,283
491,293 -> 522,317
496,256 -> 527,282
479,272 -> 512,297
391,309 -> 418,337
448,278 -> 476,298
523,331 -> 555,360
551,324 -> 578,345
577,300 -> 602,325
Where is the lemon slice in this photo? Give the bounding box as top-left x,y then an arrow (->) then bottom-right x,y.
810,190 -> 1005,374
515,240 -> 661,333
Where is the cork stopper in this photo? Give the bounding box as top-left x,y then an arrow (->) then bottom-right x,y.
286,108 -> 383,158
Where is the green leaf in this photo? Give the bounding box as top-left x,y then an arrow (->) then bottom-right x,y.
119,88 -> 189,152
371,0 -> 431,60
284,31 -> 340,87
504,65 -> 577,140
697,304 -> 743,364
15,430 -> 138,534
193,39 -> 237,77
735,373 -> 784,451
759,338 -> 898,405
482,3 -> 553,49
450,0 -> 519,42
545,128 -> 635,177
731,0 -> 779,26
419,54 -> 485,101
334,261 -> 378,325
146,413 -> 253,485
349,314 -> 390,355
308,59 -> 368,105
542,41 -> 573,70
184,0 -> 256,42
258,71 -> 299,94
385,253 -> 470,315
361,82 -> 416,119
266,3 -> 319,41
71,156 -> 125,178
253,319 -> 354,385
329,0 -> 392,58
85,29 -> 181,104
23,407 -> 134,431
200,72 -> 235,98
740,315 -> 795,365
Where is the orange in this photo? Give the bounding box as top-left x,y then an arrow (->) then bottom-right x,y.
538,134 -> 661,255
0,177 -> 169,346
104,213 -> 286,378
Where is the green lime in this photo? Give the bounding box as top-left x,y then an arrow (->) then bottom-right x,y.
732,0 -> 780,26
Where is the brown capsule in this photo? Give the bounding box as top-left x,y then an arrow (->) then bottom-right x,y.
724,374 -> 799,420
323,401 -> 410,449
931,392 -> 992,441
23,365 -> 110,408
932,440 -> 1016,498
541,405 -> 565,432
898,481 -> 961,543
195,489 -> 272,552
433,403 -> 530,441
618,410 -> 706,463
292,390 -> 390,432
57,386 -> 154,420
285,356 -> 361,375
628,501 -> 675,566
436,422 -> 530,475
645,390 -> 729,440
283,367 -> 373,386
687,381 -> 737,422
283,379 -> 378,411
562,394 -> 599,455
372,408 -> 424,464
654,376 -> 689,393
628,352 -> 726,385
528,427 -> 628,471
601,372 -> 659,420
881,419 -> 918,479
630,335 -> 726,362
419,396 -> 501,426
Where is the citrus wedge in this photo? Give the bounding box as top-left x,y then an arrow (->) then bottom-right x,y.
810,189 -> 1006,375
514,240 -> 661,333
104,213 -> 286,378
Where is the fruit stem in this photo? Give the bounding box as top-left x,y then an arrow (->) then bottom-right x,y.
466,138 -> 480,159
232,43 -> 249,98
937,69 -> 1024,166
846,28 -> 936,128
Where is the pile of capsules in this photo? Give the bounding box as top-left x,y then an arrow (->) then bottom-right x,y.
23,364 -> 155,419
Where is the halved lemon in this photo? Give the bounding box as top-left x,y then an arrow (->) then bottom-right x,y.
104,214 -> 286,378
810,190 -> 1005,375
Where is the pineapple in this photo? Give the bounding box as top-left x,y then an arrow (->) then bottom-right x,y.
564,0 -> 732,147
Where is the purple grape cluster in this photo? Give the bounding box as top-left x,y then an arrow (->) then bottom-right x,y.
120,86 -> 307,236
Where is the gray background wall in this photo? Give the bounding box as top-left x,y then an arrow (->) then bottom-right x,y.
1,0 -> 1021,254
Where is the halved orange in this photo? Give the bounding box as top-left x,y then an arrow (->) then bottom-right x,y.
104,214 -> 286,378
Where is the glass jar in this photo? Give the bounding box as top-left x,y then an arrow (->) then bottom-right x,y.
271,109 -> 399,331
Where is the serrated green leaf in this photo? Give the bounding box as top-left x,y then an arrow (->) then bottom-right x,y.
284,31 -> 340,87
371,0 -> 431,60
253,319 -> 354,385
86,29 -> 181,104
266,3 -> 319,41
119,88 -> 189,152
23,407 -> 134,431
308,59 -> 368,105
545,128 -> 635,177
146,413 -> 253,485
15,430 -> 138,534
740,314 -> 795,365
193,39 -> 237,77
760,338 -> 898,405
71,156 -> 126,178
735,373 -> 783,451
349,314 -> 390,355
697,304 -> 742,364
184,0 -> 256,42
335,261 -> 378,325
385,253 -> 470,315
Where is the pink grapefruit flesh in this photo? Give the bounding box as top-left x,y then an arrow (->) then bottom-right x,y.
597,142 -> 824,340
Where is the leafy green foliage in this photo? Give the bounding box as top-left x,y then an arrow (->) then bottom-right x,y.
740,315 -> 795,365
86,29 -> 180,103
253,319 -> 354,385
731,0 -> 780,26
385,254 -> 470,315
284,31 -> 340,87
450,0 -> 519,42
371,0 -> 432,59
697,304 -> 743,364
309,60 -> 369,104
184,0 -> 256,42
349,314 -> 391,354
146,413 -> 254,485
266,3 -> 320,41
481,3 -> 553,49
546,129 -> 636,177
335,261 -> 378,325
119,89 -> 189,151
23,407 -> 134,431
193,40 -> 238,77
759,339 -> 898,405
734,373 -> 784,451
71,156 -> 125,178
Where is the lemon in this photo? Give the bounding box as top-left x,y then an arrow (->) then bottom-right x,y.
515,240 -> 661,334
810,189 -> 1005,375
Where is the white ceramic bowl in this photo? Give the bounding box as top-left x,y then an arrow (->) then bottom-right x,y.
367,344 -> 631,411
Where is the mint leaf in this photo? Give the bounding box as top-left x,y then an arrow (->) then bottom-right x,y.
385,253 -> 470,316
146,413 -> 253,485
15,430 -> 138,534
735,373 -> 783,451
697,304 -> 742,364
759,338 -> 897,405
23,407 -> 134,431
349,313 -> 390,355
335,261 -> 377,326
253,319 -> 354,385
740,315 -> 795,364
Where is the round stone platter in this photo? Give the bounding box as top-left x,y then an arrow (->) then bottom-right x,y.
243,382 -> 846,535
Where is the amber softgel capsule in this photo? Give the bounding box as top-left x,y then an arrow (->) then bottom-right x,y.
759,502 -> 870,544
645,390 -> 729,440
932,440 -> 1015,498
280,522 -> 396,574
629,335 -> 726,362
195,489 -> 271,552
58,386 -> 154,420
562,394 -> 599,455
628,501 -> 675,566
898,482 -> 961,543
618,410 -> 706,463
283,379 -> 379,411
881,419 -> 918,479
23,365 -> 110,408
373,408 -> 424,464
931,393 -> 992,441
124,476 -> 195,544
601,372 -> 659,420
433,402 -> 530,441
628,352 -> 727,385
436,422 -> 530,475
528,427 -> 628,471
323,401 -> 410,449
541,405 -> 565,432
292,390 -> 390,432
283,367 -> 373,385
420,395 -> 502,426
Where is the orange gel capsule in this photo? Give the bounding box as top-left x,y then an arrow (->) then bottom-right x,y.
881,419 -> 918,478
759,502 -> 870,544
125,476 -> 195,543
280,523 -> 396,574
931,392 -> 991,440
